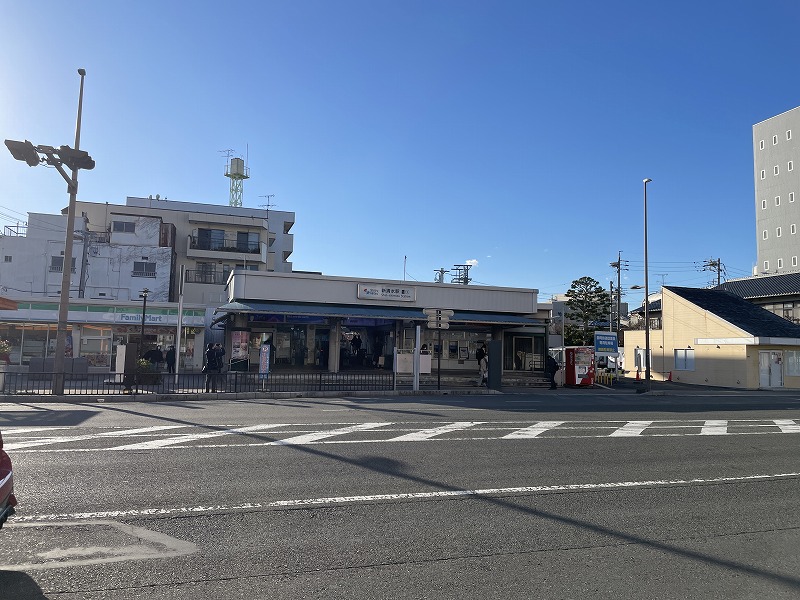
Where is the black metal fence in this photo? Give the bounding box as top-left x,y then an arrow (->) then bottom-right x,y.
0,370 -> 397,396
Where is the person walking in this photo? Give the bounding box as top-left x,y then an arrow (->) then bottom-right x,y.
545,354 -> 559,390
476,343 -> 488,386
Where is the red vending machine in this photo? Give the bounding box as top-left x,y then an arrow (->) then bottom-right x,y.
565,346 -> 595,387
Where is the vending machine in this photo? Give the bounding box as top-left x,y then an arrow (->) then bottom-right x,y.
565,346 -> 595,387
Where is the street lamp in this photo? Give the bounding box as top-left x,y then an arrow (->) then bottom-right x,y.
643,178 -> 652,392
139,288 -> 150,357
4,68 -> 94,395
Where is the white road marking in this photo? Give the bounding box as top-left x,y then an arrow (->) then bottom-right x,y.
0,520 -> 197,570
108,424 -> 290,450
4,425 -> 188,450
774,419 -> 800,433
5,419 -> 800,453
609,421 -> 654,437
502,421 -> 565,439
13,471 -> 800,523
387,421 -> 483,442
701,420 -> 729,435
269,422 -> 392,445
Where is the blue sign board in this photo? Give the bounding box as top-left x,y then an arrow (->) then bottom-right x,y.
594,332 -> 618,355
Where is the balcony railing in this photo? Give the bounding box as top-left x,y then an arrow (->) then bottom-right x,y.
189,236 -> 260,254
49,266 -> 77,273
185,269 -> 229,285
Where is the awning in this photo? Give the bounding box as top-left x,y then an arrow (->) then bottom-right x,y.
213,300 -> 542,326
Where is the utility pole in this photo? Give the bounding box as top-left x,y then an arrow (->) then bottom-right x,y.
702,257 -> 724,286
609,251 -> 628,333
433,268 -> 449,283
451,264 -> 472,285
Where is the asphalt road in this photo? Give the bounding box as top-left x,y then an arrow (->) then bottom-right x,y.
1,387 -> 800,599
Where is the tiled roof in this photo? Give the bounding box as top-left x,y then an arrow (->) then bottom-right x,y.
629,298 -> 661,315
665,286 -> 800,338
714,272 -> 800,299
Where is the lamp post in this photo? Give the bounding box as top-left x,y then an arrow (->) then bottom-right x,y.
139,288 -> 150,357
643,178 -> 652,391
4,69 -> 93,395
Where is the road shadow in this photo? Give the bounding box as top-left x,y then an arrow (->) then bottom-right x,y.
0,409 -> 97,428
0,571 -> 49,599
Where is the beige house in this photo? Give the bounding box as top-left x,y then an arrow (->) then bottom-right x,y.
625,286 -> 800,390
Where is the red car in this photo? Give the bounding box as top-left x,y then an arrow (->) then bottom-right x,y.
0,430 -> 16,528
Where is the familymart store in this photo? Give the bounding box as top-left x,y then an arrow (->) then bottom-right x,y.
0,299 -> 207,371
214,271 -> 549,373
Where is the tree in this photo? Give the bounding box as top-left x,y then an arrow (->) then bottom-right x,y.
565,276 -> 611,346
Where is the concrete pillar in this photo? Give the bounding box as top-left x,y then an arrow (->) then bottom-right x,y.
328,319 -> 341,373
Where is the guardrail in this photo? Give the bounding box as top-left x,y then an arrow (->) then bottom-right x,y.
0,371 -> 396,396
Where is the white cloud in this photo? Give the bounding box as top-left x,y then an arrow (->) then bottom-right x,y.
465,259 -> 479,267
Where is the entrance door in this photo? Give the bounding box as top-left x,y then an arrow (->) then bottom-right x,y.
512,337 -> 533,371
759,351 -> 784,388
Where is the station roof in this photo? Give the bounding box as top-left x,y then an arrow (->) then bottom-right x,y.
215,300 -> 542,326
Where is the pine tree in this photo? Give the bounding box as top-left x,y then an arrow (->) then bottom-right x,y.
564,276 -> 611,346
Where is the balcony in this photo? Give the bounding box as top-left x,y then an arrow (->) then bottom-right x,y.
187,235 -> 267,265
189,235 -> 261,254
185,269 -> 229,285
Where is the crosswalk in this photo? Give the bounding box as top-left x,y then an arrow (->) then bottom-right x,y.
3,418 -> 800,453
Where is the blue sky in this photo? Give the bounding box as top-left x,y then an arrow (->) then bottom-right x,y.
2,0 -> 799,307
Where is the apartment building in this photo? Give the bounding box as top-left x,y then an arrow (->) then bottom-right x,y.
753,106 -> 800,273
75,196 -> 295,305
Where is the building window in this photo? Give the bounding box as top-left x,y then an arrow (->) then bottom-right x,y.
761,170 -> 766,180
794,256 -> 798,267
792,224 -> 797,235
764,261 -> 770,271
788,130 -> 793,141
3,256 -> 10,263
236,231 -> 260,253
760,140 -> 765,150
763,230 -> 768,240
776,196 -> 781,206
777,227 -> 782,237
790,161 -> 794,172
675,348 -> 695,371
786,352 -> 800,376
791,192 -> 796,203
112,221 -> 135,233
132,261 -> 156,277
50,256 -> 76,273
197,228 -> 226,251
778,258 -> 784,268
773,135 -> 779,145
774,165 -> 780,176
762,199 -> 767,209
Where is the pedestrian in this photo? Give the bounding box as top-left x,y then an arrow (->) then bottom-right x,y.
545,354 -> 559,390
165,345 -> 176,374
476,343 -> 488,386
204,343 -> 222,392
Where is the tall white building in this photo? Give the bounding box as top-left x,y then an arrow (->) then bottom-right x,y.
753,106 -> 800,274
